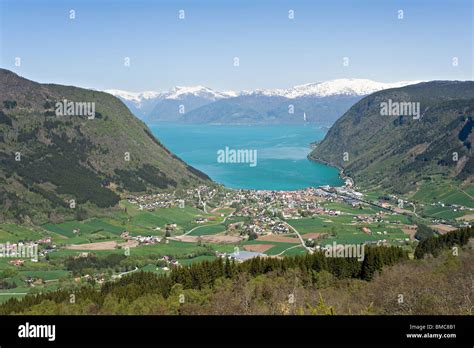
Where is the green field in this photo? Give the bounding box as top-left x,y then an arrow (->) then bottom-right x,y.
412,179 -> 474,208
287,216 -> 410,245
0,224 -> 43,243
242,240 -> 301,255
0,198 -> 418,303
16,270 -> 70,280
41,204 -> 229,242
178,255 -> 217,265
126,206 -> 223,234
43,220 -> 98,238
279,245 -> 306,256
420,205 -> 466,221
286,216 -> 334,234
45,239 -> 210,259
321,202 -> 382,215
188,224 -> 227,236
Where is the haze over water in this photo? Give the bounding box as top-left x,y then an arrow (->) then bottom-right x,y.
151,124 -> 343,191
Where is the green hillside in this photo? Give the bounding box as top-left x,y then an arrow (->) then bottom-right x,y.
309,81 -> 474,201
0,69 -> 210,223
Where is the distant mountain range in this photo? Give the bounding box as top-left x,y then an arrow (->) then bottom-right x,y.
106,79 -> 422,125
309,80 -> 474,196
0,69 -> 210,223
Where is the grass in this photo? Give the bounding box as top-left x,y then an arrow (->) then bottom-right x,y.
321,202 -> 382,215
412,179 -> 474,208
188,224 -> 227,236
0,287 -> 30,304
0,224 -> 43,243
124,240 -> 209,258
128,206 -> 219,233
287,216 -> 411,245
42,206 -> 215,239
16,270 -> 71,280
177,255 -> 217,265
85,218 -> 126,234
280,245 -> 306,256
43,220 -> 97,238
47,238 -> 212,259
242,240 -> 304,256
0,283 -> 64,304
420,205 -> 466,221
286,216 -> 333,234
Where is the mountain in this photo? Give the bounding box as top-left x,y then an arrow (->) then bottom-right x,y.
106,79 -> 421,125
102,90 -> 162,119
147,86 -> 237,123
309,81 -> 474,195
106,86 -> 237,122
180,94 -> 364,124
241,79 -> 420,99
0,69 -> 210,223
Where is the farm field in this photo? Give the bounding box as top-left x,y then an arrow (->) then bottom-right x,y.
242,240 -> 304,255
0,283 -> 63,304
321,202 -> 382,215
0,193 -> 421,302
286,215 -> 410,245
279,245 -> 306,256
128,206 -> 210,230
420,205 -> 466,221
0,224 -> 44,243
188,224 -> 227,236
411,179 -> 474,208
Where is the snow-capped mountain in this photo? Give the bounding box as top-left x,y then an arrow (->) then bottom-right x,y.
107,79 -> 420,105
103,89 -> 164,118
104,89 -> 162,106
160,86 -> 238,100
248,79 -> 423,99
105,86 -> 235,106
105,86 -> 237,120
105,79 -> 423,124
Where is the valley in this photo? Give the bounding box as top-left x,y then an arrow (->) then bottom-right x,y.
0,70 -> 472,317
1,176 -> 472,304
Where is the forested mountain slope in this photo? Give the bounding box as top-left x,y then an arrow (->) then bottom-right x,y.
0,69 -> 210,223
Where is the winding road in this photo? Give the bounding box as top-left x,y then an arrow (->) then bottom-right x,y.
279,220 -> 313,254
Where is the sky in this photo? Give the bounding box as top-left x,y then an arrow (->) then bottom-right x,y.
0,0 -> 472,92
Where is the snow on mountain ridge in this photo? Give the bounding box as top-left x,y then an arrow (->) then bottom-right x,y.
162,86 -> 238,100
252,79 -> 423,98
104,89 -> 162,105
105,79 -> 422,106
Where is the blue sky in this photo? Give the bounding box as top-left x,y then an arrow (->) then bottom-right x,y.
0,0 -> 472,91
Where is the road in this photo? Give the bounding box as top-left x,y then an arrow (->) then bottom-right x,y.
182,210 -> 234,236
280,220 -> 313,254
274,244 -> 303,256
112,266 -> 139,279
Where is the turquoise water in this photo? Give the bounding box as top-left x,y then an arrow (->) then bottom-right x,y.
151,124 -> 343,191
